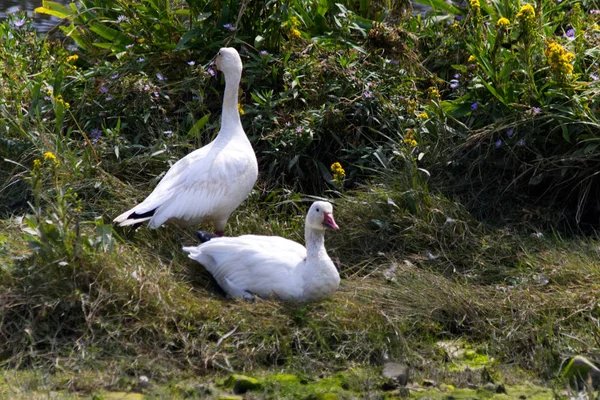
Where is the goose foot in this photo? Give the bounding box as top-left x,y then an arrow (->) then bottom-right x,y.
194,230 -> 219,243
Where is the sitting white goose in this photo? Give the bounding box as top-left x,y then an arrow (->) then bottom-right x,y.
113,48 -> 258,235
183,201 -> 341,302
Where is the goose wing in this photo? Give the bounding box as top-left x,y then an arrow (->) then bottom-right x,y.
183,235 -> 306,299
114,141 -> 257,228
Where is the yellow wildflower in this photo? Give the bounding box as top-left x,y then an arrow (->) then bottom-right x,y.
469,0 -> 480,8
544,40 -> 575,79
290,28 -> 301,38
330,162 -> 346,185
290,16 -> 301,27
497,17 -> 510,29
427,87 -> 440,99
404,129 -> 418,147
33,159 -> 41,169
516,4 -> 535,25
452,22 -> 459,29
238,103 -> 244,115
405,99 -> 418,114
593,24 -> 600,31
417,112 -> 428,120
66,54 -> 78,63
468,55 -> 476,63
43,152 -> 58,164
136,38 -> 145,43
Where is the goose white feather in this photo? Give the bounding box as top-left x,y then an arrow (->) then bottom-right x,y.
183,201 -> 341,302
113,48 -> 258,234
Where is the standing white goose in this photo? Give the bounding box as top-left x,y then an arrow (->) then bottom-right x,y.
183,201 -> 341,302
113,48 -> 258,235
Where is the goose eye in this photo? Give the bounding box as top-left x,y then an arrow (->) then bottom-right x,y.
316,208 -> 320,212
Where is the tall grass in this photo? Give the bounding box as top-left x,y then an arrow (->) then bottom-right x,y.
1,0 -> 600,395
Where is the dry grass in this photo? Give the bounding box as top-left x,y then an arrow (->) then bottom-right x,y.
1,152 -> 600,395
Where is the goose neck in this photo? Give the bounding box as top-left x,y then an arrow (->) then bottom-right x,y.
221,71 -> 242,133
305,227 -> 328,260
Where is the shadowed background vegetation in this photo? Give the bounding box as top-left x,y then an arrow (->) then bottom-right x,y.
1,0 -> 600,397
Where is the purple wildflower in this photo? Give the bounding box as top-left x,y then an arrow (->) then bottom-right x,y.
591,72 -> 599,81
591,9 -> 600,14
99,86 -> 108,94
106,95 -> 114,101
337,12 -> 346,17
517,139 -> 526,146
454,73 -> 461,79
495,139 -> 502,147
13,18 -> 25,28
450,81 -> 459,89
207,67 -> 215,77
531,107 -> 541,115
164,130 -> 173,137
296,126 -> 304,134
223,23 -> 236,31
385,59 -> 392,64
506,128 -> 514,137
44,96 -> 52,101
471,101 -> 479,110
260,50 -> 268,56
455,15 -> 464,21
111,73 -> 119,79
156,73 -> 165,81
187,61 -> 196,66
391,59 -> 399,65
565,28 -> 576,41
364,90 -> 374,98
91,128 -> 101,146
137,57 -> 145,63
117,15 -> 128,23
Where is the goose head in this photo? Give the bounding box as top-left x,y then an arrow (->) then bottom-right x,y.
214,47 -> 243,77
306,201 -> 339,232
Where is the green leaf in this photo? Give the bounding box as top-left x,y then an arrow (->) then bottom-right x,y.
562,125 -> 571,143
30,81 -> 42,117
176,28 -> 203,50
481,80 -> 506,105
411,0 -> 463,15
92,42 -> 126,51
60,24 -> 92,51
34,1 -> 74,19
89,22 -> 121,41
187,114 -> 210,138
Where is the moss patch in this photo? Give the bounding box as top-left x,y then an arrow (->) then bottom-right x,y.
410,383 -> 554,399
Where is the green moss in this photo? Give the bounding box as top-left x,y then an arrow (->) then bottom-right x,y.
219,374 -> 263,394
304,394 -> 340,400
270,374 -> 302,384
411,384 -> 553,399
101,393 -> 144,400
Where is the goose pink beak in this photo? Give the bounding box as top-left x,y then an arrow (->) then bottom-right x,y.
323,212 -> 339,230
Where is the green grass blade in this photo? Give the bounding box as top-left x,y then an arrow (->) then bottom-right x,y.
412,0 -> 463,15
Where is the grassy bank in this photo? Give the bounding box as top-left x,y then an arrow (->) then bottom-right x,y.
2,0 -> 600,397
